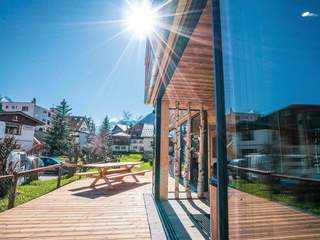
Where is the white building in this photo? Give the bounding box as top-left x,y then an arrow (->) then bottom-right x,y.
130,138 -> 144,153
0,112 -> 45,151
1,98 -> 52,132
69,116 -> 90,146
112,132 -> 130,153
140,124 -> 154,160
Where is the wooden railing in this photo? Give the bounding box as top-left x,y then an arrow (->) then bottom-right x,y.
228,165 -> 320,183
0,163 -> 79,210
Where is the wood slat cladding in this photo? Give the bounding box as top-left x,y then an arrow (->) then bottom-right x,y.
163,1 -> 214,112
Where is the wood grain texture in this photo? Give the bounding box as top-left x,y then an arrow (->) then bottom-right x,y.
0,173 -> 153,240
163,0 -> 215,112
216,187 -> 320,240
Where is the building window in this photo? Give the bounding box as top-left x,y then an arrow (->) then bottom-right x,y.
11,106 -> 15,109
241,130 -> 254,141
5,123 -> 21,135
5,105 -> 8,109
22,106 -> 28,112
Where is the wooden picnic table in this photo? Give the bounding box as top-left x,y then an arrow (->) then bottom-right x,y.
81,162 -> 147,188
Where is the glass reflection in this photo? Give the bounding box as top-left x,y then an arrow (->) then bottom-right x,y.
220,0 -> 320,238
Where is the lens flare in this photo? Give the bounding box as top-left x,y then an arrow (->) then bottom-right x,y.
124,1 -> 157,38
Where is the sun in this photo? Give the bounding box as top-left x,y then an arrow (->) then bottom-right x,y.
124,1 -> 157,39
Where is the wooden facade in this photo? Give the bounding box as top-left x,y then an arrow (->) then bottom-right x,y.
146,0 -> 320,239
145,0 -> 216,238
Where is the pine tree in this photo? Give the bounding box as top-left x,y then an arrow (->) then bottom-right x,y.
45,99 -> 73,155
85,116 -> 96,136
100,115 -> 113,160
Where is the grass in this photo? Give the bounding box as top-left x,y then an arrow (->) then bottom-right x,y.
230,179 -> 320,215
0,175 -> 78,213
118,153 -> 153,171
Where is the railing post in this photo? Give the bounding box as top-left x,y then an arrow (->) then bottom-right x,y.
8,172 -> 18,209
57,164 -> 63,188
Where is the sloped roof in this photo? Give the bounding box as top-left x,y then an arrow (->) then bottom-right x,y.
69,116 -> 88,132
128,123 -> 144,138
0,96 -> 12,102
0,111 -> 45,126
112,132 -> 130,137
117,124 -> 128,132
138,112 -> 154,125
141,124 -> 154,138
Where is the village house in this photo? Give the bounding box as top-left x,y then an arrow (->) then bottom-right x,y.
0,111 -> 44,151
1,98 -> 53,132
69,116 -> 91,147
140,124 -> 154,160
127,123 -> 144,153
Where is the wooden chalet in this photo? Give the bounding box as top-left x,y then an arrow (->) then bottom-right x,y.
145,0 -> 320,239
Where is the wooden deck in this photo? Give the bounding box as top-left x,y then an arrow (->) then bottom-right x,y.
228,189 -> 320,240
0,173 -> 153,240
167,175 -> 320,240
164,176 -> 210,240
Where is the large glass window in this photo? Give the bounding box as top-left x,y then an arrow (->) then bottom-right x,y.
220,0 -> 320,239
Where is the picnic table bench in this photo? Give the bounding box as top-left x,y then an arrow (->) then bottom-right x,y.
76,162 -> 149,188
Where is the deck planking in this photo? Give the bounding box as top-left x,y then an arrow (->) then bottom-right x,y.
0,173 -> 152,240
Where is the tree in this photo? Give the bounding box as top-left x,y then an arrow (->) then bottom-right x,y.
0,136 -> 17,176
100,115 -> 113,160
86,116 -> 96,136
45,99 -> 73,155
0,136 -> 18,197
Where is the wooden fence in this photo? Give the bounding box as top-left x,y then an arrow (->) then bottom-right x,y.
0,163 -> 79,210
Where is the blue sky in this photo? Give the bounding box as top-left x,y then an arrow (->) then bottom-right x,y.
0,0 -> 152,124
221,0 -> 320,115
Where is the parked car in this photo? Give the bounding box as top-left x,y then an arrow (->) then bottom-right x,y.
38,157 -> 65,174
6,151 -> 39,183
39,156 -> 63,167
228,158 -> 247,179
6,151 -> 31,174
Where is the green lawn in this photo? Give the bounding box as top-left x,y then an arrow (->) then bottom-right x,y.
230,179 -> 320,215
0,175 -> 78,213
118,153 -> 153,171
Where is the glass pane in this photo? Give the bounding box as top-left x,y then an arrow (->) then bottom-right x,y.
220,0 -> 320,239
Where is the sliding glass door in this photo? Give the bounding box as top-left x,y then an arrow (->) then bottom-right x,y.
219,0 -> 320,238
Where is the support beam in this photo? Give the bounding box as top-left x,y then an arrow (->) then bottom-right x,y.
154,100 -> 161,200
184,103 -> 192,199
159,100 -> 169,200
197,105 -> 205,198
174,102 -> 180,199
211,0 -> 229,239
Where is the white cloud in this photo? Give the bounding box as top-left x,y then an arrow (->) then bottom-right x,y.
302,11 -> 318,18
